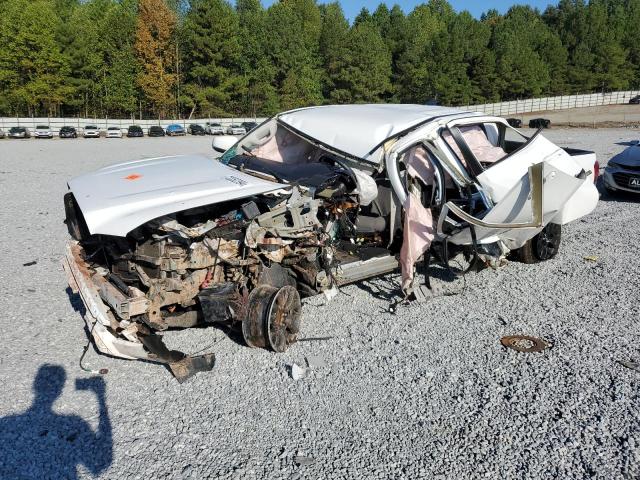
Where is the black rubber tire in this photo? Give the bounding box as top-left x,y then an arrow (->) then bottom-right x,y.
516,223 -> 562,264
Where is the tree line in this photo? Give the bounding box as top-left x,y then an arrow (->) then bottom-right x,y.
0,0 -> 638,119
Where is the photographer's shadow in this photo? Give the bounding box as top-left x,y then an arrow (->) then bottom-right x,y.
0,365 -> 113,479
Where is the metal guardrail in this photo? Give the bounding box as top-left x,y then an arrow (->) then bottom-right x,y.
467,90 -> 640,116
0,117 -> 268,134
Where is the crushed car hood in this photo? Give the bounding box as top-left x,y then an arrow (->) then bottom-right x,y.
610,144 -> 640,167
68,155 -> 287,237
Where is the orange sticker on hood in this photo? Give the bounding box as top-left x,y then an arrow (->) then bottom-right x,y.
124,174 -> 142,181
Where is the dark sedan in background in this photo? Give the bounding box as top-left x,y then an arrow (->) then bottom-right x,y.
241,121 -> 258,133
127,125 -> 144,137
59,126 -> 78,138
8,127 -> 30,138
188,124 -> 205,135
148,126 -> 165,137
604,142 -> 640,194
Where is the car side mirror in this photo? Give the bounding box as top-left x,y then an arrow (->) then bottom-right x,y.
212,135 -> 237,154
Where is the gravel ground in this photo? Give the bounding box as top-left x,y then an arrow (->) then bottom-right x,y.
0,130 -> 638,479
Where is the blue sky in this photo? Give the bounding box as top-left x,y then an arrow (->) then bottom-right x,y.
260,1 -> 555,20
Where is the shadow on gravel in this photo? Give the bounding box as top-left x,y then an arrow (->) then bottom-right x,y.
615,140 -> 639,146
597,187 -> 640,204
593,177 -> 640,203
66,286 -> 87,316
0,365 -> 113,479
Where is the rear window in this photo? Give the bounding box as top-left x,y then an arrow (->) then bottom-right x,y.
86,125 -> 97,129
37,125 -> 49,129
108,127 -> 120,130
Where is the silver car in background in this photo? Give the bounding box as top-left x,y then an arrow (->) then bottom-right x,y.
106,126 -> 123,138
603,142 -> 640,194
205,122 -> 224,135
34,125 -> 54,138
226,124 -> 246,135
83,125 -> 100,138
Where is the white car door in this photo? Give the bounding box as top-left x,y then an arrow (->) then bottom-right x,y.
434,117 -> 598,249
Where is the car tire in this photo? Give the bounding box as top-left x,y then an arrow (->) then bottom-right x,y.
516,223 -> 562,264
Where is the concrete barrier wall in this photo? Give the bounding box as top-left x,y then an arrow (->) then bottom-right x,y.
468,90 -> 640,116
0,117 -> 268,134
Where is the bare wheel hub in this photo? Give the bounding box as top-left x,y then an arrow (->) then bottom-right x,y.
242,285 -> 301,352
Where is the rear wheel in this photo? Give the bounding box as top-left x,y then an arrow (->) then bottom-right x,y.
516,223 -> 562,264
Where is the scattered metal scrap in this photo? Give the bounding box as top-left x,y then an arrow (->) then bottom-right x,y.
617,360 -> 640,372
500,335 -> 551,353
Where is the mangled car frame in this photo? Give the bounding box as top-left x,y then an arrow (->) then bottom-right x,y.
63,105 -> 599,379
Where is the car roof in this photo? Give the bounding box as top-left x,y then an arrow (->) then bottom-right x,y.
278,104 -> 473,160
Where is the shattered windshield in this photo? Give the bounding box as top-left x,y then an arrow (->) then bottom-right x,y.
225,154 -> 356,193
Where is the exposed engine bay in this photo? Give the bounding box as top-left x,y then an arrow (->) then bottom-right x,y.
64,134 -> 413,380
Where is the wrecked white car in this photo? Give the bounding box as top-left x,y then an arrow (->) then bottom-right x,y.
63,105 -> 599,380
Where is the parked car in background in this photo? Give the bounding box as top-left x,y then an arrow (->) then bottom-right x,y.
59,126 -> 77,138
62,104 -> 599,377
106,127 -> 123,138
0,129 -> 5,139
603,142 -> 640,194
83,125 -> 100,138
241,121 -> 258,133
226,124 -> 246,135
34,125 -> 54,139
205,122 -> 224,135
529,118 -> 551,129
166,124 -> 186,136
506,118 -> 522,128
8,127 -> 30,138
148,125 -> 165,137
629,95 -> 640,105
188,124 -> 205,135
127,125 -> 144,138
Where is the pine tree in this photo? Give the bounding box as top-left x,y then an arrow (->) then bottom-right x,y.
319,2 -> 350,102
0,0 -> 73,116
135,0 -> 177,117
330,22 -> 391,103
264,0 -> 323,110
181,0 -> 242,116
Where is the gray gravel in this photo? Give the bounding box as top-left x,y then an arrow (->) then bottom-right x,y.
0,130 -> 639,479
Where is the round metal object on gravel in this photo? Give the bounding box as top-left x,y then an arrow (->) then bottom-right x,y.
500,335 -> 551,353
266,286 -> 301,352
